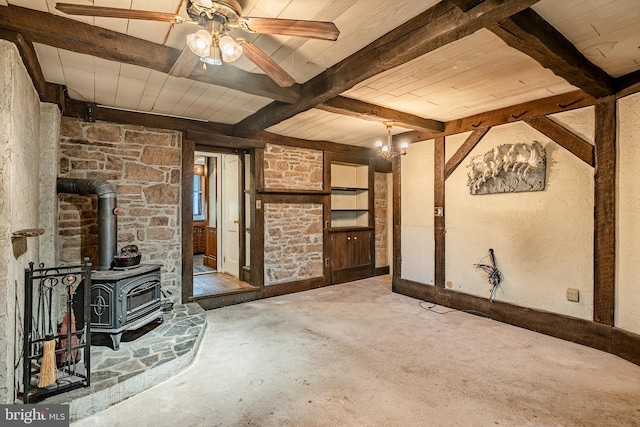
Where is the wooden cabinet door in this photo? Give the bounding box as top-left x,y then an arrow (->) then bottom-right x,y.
330,229 -> 373,284
331,231 -> 351,270
350,230 -> 371,267
193,222 -> 205,254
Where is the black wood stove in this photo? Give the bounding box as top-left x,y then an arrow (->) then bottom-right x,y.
58,178 -> 164,351
74,264 -> 163,350
90,264 -> 163,350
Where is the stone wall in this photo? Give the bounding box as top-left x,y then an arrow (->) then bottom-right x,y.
374,172 -> 389,267
263,143 -> 323,190
58,118 -> 182,301
264,203 -> 324,285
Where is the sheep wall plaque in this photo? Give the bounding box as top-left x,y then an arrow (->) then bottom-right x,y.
466,141 -> 546,195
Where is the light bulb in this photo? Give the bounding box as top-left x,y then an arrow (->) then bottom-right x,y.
375,140 -> 383,148
381,145 -> 389,153
201,45 -> 222,66
400,141 -> 409,149
219,35 -> 243,62
186,29 -> 212,57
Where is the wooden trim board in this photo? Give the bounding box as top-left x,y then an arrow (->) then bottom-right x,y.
392,277 -> 640,367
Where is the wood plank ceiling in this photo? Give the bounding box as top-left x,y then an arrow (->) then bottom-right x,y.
1,0 -> 639,149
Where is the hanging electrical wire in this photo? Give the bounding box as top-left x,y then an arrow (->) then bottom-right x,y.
474,248 -> 504,302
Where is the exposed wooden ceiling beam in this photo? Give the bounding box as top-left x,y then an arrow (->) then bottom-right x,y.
616,69 -> 640,98
0,29 -> 46,100
443,90 -> 614,136
61,97 -> 383,158
253,131 -> 382,157
233,0 -> 541,138
186,131 -> 265,149
63,98 -> 233,135
394,130 -> 438,145
169,48 -> 201,78
0,5 -> 300,104
448,0 -> 485,12
316,96 -> 444,133
488,8 -> 615,98
44,83 -> 66,111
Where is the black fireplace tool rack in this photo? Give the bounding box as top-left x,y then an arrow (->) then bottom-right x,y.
21,259 -> 92,403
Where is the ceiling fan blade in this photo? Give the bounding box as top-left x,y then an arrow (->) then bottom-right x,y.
55,3 -> 184,23
239,41 -> 295,88
239,18 -> 339,41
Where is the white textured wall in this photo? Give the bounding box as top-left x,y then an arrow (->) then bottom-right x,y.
0,40 -> 60,403
401,140 -> 435,284
402,112 -> 596,320
617,93 -> 640,335
39,103 -> 61,266
0,40 -> 59,403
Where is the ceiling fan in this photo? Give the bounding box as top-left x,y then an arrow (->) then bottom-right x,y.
54,0 -> 340,88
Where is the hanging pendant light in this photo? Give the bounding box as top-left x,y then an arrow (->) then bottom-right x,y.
375,122 -> 408,160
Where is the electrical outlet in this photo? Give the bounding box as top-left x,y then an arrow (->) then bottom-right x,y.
566,288 -> 580,302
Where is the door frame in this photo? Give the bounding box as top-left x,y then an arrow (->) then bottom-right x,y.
182,146 -> 250,302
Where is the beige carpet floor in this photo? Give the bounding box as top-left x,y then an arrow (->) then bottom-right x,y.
72,276 -> 640,427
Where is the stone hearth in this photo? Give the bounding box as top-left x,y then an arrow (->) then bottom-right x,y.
40,303 -> 206,421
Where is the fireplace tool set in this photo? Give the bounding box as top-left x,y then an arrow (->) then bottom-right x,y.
21,259 -> 92,403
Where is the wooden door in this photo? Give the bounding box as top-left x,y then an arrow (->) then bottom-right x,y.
222,155 -> 240,278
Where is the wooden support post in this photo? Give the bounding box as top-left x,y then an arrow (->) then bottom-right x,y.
181,138 -> 195,303
434,137 -> 446,288
393,155 -> 402,278
254,148 -> 265,288
593,101 -> 616,326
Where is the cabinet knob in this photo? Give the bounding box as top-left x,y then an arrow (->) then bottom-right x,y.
347,236 -> 351,241
354,236 -> 357,240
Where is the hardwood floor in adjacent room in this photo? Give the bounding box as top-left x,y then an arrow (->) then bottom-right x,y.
193,254 -> 256,297
193,272 -> 255,296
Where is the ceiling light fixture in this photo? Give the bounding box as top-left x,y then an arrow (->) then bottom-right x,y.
186,16 -> 244,69
375,122 -> 409,160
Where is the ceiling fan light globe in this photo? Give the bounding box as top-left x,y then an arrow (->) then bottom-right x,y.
186,29 -> 213,57
201,50 -> 222,66
219,35 -> 243,62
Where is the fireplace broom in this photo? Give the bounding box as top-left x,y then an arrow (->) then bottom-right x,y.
38,335 -> 56,387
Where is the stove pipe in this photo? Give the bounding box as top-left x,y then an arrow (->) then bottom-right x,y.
57,178 -> 117,271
